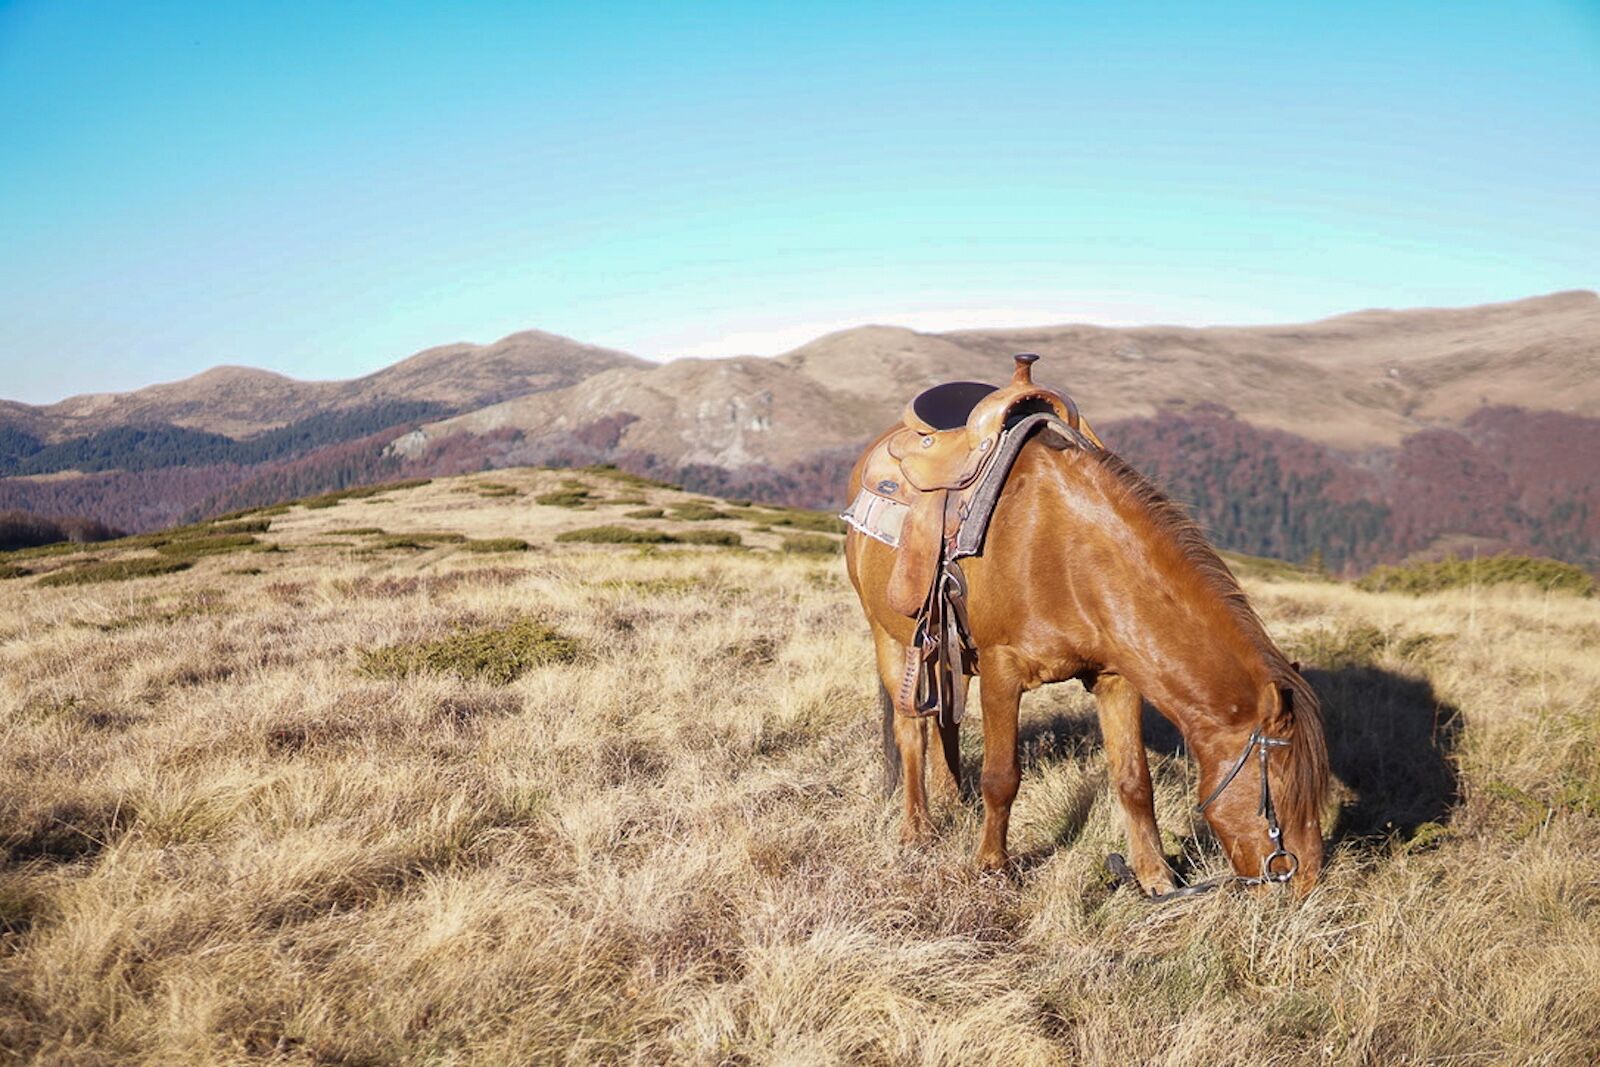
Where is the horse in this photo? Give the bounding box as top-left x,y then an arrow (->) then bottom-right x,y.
843,404 -> 1330,897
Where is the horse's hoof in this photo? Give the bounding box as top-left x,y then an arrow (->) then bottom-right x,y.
974,849 -> 1009,873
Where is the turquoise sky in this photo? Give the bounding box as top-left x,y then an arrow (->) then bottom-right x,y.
2,1 -> 1597,404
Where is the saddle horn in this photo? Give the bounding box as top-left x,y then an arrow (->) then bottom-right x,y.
1011,353 -> 1039,386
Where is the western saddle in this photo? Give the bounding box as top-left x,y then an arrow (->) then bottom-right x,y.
842,354 -> 1104,726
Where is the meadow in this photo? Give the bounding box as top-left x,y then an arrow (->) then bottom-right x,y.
1,469 -> 1597,1065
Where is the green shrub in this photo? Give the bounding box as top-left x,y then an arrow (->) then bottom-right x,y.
301,479 -> 432,509
156,534 -> 263,559
557,526 -> 676,545
780,533 -> 841,556
1286,623 -> 1442,670
461,538 -> 531,553
677,530 -> 742,547
474,481 -> 520,497
358,618 -> 579,684
2,541 -> 92,562
0,563 -> 29,580
667,504 -> 731,522
330,527 -> 387,536
535,490 -> 593,508
766,509 -> 847,535
37,557 -> 194,587
576,464 -> 677,490
1356,554 -> 1594,597
375,532 -> 468,550
208,519 -> 271,535
624,508 -> 665,519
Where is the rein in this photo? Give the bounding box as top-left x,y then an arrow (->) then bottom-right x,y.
1106,727 -> 1300,903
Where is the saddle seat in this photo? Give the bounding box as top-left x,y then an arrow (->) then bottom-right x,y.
842,354 -> 1105,724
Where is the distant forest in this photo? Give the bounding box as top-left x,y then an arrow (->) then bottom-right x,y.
0,401 -> 448,476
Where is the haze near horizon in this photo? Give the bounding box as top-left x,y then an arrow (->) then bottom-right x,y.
2,0 -> 1597,404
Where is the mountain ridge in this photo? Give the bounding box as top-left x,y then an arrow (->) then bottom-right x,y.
3,290 -> 1598,571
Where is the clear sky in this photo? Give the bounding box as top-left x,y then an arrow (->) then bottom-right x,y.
1,1 -> 1597,404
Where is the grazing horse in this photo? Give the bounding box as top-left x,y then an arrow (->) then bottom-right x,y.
843,403 -> 1329,896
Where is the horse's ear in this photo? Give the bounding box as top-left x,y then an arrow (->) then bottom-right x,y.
1257,680 -> 1293,728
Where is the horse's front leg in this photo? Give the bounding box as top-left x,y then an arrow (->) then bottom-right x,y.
975,658 -> 1022,871
1093,673 -> 1176,895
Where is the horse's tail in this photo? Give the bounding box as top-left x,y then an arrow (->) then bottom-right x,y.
879,682 -> 900,796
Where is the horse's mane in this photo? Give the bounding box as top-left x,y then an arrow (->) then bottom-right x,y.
1084,447 -> 1330,827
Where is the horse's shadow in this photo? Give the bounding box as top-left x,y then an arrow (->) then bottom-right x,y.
979,662 -> 1463,859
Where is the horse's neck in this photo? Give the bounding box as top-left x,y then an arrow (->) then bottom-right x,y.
1047,450 -> 1273,728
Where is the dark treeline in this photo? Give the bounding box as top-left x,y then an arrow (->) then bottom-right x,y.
0,400 -> 449,477
0,510 -> 122,551
2,403 -> 1596,572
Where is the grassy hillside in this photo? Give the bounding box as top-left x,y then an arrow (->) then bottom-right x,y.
1,470 -> 1597,1064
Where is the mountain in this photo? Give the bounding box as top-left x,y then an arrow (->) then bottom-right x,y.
402,290 -> 1600,464
18,331 -> 646,442
2,291 -> 1597,571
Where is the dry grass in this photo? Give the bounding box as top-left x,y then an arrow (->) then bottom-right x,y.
1,467 -> 1598,1064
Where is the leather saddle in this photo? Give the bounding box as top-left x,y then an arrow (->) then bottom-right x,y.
842,354 -> 1103,725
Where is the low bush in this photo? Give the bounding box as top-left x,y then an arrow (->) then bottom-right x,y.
375,533 -> 469,550
780,533 -> 841,555
576,464 -> 677,490
37,557 -> 194,587
156,534 -> 264,559
208,519 -> 272,535
0,563 -> 29,580
535,490 -> 593,508
766,509 -> 847,535
301,479 -> 432,509
1356,554 -> 1593,597
556,525 -> 740,547
460,538 -> 531,553
677,530 -> 742,547
624,508 -> 665,519
667,504 -> 731,522
556,526 -> 676,545
358,618 -> 579,684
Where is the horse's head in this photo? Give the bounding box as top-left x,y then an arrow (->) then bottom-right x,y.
1197,678 -> 1328,893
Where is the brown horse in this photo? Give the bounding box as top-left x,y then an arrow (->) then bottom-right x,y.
844,425 -> 1329,896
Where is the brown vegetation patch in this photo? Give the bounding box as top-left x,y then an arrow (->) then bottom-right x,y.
36,556 -> 193,586
358,618 -> 580,684
460,538 -> 530,553
780,533 -> 841,555
1358,554 -> 1594,597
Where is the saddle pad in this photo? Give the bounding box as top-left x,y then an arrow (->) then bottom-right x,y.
841,488 -> 909,547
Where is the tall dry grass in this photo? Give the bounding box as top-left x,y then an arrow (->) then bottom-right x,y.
1,469 -> 1597,1065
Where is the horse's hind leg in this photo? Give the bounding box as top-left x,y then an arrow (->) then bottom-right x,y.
872,627 -> 933,843
1093,674 -> 1176,895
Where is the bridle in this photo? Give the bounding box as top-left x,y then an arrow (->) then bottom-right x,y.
1106,727 -> 1300,903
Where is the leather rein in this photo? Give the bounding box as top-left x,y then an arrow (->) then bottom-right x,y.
1107,727 -> 1301,903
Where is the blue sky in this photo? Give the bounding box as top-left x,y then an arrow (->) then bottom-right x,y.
1,1 -> 1596,404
